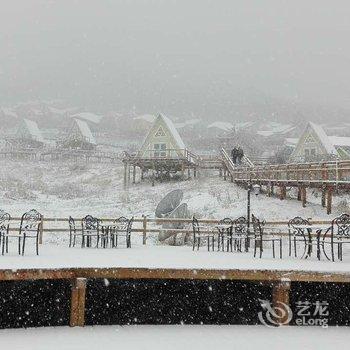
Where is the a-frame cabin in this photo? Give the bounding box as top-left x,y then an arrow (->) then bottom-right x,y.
123,113 -> 198,186
138,113 -> 186,158
60,118 -> 97,150
289,122 -> 340,162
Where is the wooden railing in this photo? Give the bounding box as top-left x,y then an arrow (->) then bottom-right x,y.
223,156 -> 350,185
129,148 -> 199,164
6,215 -> 336,245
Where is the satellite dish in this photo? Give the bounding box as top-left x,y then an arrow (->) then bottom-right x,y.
155,189 -> 183,218
158,203 -> 189,242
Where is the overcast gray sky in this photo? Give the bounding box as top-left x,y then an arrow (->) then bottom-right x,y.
1,0 -> 350,120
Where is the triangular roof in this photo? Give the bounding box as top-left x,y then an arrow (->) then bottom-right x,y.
21,118 -> 45,143
139,113 -> 186,153
160,114 -> 185,149
308,122 -> 337,154
72,118 -> 96,145
290,122 -> 338,161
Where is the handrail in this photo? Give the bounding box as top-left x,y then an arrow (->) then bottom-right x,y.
127,148 -> 199,164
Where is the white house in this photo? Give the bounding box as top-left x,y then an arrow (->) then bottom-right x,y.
16,118 -> 45,148
61,118 -> 96,150
289,122 -> 350,162
137,113 -> 186,158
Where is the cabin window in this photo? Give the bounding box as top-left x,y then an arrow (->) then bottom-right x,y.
154,143 -> 166,157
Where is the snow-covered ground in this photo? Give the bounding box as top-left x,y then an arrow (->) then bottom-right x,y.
0,160 -> 349,220
0,325 -> 349,350
2,243 -> 350,272
1,160 -> 349,271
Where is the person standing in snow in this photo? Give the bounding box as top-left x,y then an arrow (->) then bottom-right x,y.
231,147 -> 237,165
237,147 -> 244,165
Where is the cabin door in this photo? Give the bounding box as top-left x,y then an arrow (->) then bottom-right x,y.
154,143 -> 166,158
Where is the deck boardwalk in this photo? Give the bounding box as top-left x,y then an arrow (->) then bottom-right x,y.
123,148 -> 201,186
220,148 -> 350,214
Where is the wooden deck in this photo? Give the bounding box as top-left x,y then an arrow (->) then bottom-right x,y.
1,265 -> 349,327
220,148 -> 350,214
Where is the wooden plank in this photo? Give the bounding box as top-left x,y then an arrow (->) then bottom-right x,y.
272,279 -> 291,325
1,267 -> 349,283
0,269 -> 76,281
70,278 -> 87,327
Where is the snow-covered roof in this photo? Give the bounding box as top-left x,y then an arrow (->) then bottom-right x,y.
175,118 -> 201,129
134,114 -> 156,123
309,122 -> 338,155
49,106 -> 78,115
257,123 -> 295,137
285,138 -> 298,147
159,113 -> 185,149
207,121 -> 233,132
329,136 -> 350,147
233,121 -> 256,130
23,118 -> 45,143
71,112 -> 103,124
74,119 -> 96,145
1,107 -> 18,118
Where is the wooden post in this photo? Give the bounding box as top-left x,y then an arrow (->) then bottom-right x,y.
142,215 -> 147,245
194,167 -> 197,178
321,188 -> 326,207
127,163 -> 131,184
132,165 -> 136,184
70,278 -> 87,327
297,187 -> 301,201
39,215 -> 44,244
301,187 -> 307,208
279,186 -> 286,200
327,187 -> 333,215
223,168 -> 227,181
123,162 -> 128,189
219,167 -> 222,177
267,184 -> 272,197
272,279 -> 291,326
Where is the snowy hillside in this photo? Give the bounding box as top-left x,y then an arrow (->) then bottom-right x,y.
0,160 -> 348,220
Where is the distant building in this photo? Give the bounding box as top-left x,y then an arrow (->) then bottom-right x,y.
207,121 -> 233,135
14,118 -> 45,148
133,114 -> 156,135
289,122 -> 350,162
61,118 -> 97,150
137,113 -> 186,158
71,112 -> 103,125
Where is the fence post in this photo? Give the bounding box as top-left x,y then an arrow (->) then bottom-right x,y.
327,187 -> 333,215
142,215 -> 147,245
39,215 -> 44,244
272,279 -> 291,326
70,277 -> 87,327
